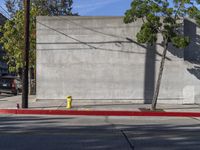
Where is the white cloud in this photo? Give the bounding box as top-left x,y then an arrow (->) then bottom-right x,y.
74,0 -> 121,15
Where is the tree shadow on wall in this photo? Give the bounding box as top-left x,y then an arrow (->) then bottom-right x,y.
39,20 -> 193,104
188,66 -> 200,80
145,19 -> 200,104
143,44 -> 156,104
184,19 -> 200,80
38,20 -> 159,104
167,19 -> 200,81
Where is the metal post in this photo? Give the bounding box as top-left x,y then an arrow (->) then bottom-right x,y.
22,0 -> 30,108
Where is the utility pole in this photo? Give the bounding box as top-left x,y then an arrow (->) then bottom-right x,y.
22,0 -> 30,108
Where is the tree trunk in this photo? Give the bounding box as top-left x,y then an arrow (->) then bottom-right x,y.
151,39 -> 168,110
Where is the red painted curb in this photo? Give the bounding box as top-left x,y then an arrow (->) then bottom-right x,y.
0,109 -> 200,117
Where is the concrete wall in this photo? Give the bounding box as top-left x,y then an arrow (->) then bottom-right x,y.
36,16 -> 200,104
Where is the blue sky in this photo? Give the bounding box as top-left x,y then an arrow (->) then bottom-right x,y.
0,0 -> 132,17
73,0 -> 132,16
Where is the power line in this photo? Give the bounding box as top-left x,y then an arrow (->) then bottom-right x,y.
37,20 -> 171,59
37,21 -> 97,49
36,21 -> 145,54
0,5 -> 10,16
0,10 -> 8,19
57,16 -> 129,40
0,5 -> 11,19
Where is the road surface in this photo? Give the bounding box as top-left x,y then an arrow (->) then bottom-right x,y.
0,114 -> 200,150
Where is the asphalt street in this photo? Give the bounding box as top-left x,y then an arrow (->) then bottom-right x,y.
0,115 -> 200,150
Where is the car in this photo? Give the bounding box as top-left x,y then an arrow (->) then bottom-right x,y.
0,76 -> 22,95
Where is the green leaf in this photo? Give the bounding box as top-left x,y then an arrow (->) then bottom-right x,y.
124,0 -> 200,49
171,36 -> 190,48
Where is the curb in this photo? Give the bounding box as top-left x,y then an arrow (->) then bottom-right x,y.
0,109 -> 200,117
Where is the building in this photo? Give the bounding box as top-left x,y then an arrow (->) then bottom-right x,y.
36,16 -> 200,104
0,13 -> 8,75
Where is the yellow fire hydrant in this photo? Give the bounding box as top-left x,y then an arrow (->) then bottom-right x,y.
66,96 -> 72,109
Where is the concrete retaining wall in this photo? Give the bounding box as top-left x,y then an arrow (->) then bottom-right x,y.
36,16 -> 200,104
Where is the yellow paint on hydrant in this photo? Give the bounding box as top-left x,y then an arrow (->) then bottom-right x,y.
66,96 -> 72,109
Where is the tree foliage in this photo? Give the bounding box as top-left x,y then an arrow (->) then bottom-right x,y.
124,0 -> 200,110
0,5 -> 44,72
124,0 -> 200,47
0,0 -> 77,73
5,0 -> 77,17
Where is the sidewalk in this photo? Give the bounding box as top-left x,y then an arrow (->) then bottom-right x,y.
0,94 -> 200,113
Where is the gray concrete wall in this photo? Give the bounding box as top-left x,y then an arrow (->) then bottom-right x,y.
36,16 -> 200,104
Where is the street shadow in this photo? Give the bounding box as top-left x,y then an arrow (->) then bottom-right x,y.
0,116 -> 200,150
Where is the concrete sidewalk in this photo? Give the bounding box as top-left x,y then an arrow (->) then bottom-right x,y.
0,94 -> 200,113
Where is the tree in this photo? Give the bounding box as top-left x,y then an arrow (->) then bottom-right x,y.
5,0 -> 77,16
1,0 -> 77,95
0,4 -> 44,73
124,0 -> 200,110
1,0 -> 77,73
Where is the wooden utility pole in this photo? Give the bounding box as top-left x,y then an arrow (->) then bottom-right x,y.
22,0 -> 30,108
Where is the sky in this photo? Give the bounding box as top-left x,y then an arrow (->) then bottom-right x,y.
0,0 -> 132,18
72,0 -> 132,16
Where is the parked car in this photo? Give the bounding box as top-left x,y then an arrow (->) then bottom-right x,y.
0,76 -> 22,95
